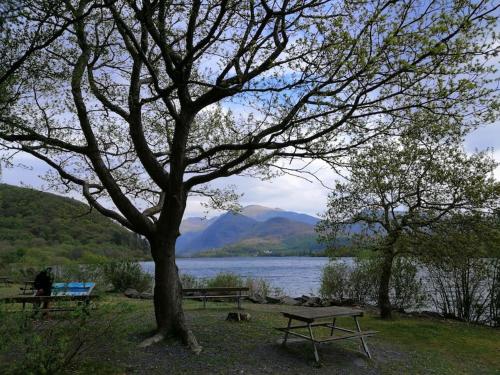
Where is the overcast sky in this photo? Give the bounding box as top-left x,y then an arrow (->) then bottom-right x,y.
2,120 -> 500,219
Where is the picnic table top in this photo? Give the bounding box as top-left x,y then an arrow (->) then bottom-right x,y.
281,306 -> 364,322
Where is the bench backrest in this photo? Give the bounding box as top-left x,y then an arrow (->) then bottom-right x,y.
51,282 -> 96,296
183,287 -> 249,295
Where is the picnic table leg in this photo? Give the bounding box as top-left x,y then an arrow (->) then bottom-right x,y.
281,317 -> 292,346
354,316 -> 371,359
330,317 -> 336,336
307,323 -> 320,364
203,295 -> 207,309
83,298 -> 90,315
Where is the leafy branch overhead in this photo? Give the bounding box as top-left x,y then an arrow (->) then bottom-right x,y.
0,0 -> 498,345
0,0 -> 497,237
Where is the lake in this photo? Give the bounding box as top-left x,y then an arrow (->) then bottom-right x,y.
141,256 -> 351,296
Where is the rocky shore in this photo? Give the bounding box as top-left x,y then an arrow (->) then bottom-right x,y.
123,289 -> 361,308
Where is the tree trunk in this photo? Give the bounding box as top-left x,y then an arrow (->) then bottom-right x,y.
378,251 -> 394,319
145,236 -> 201,352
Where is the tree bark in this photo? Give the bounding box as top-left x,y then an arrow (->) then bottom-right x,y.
378,251 -> 394,319
146,235 -> 201,352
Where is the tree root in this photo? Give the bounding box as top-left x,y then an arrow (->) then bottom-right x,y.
138,332 -> 165,348
137,330 -> 203,354
186,329 -> 203,354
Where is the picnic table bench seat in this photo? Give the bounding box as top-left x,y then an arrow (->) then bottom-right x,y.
182,287 -> 249,309
0,276 -> 12,286
19,280 -> 35,295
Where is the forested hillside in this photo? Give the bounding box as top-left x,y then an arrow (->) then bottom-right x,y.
0,184 -> 150,265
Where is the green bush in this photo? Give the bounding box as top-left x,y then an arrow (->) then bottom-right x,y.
320,257 -> 426,310
0,304 -> 130,374
319,261 -> 351,301
391,257 -> 426,311
102,261 -> 152,293
180,274 -> 202,289
245,277 -> 283,298
205,272 -> 243,288
350,257 -> 380,303
56,263 -> 107,292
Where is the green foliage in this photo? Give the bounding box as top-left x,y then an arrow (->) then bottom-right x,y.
320,257 -> 426,310
56,264 -> 108,293
197,234 -> 326,257
245,277 -> 283,298
0,304 -> 130,375
205,272 -> 243,288
418,212 -> 500,324
180,272 -> 282,297
491,259 -> 500,327
0,184 -> 150,266
180,274 -> 202,289
102,261 -> 152,293
319,262 -> 351,301
391,258 -> 427,311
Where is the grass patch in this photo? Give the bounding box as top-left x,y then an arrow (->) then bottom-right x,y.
1,284 -> 499,374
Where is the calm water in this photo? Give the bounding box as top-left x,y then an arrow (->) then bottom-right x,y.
141,257 -> 353,296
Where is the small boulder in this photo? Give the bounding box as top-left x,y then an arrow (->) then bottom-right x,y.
303,296 -> 321,306
265,296 -> 281,304
281,296 -> 302,306
248,294 -> 266,304
139,292 -> 154,300
226,312 -> 251,322
124,288 -> 140,298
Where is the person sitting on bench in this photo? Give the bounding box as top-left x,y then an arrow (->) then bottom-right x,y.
34,267 -> 53,310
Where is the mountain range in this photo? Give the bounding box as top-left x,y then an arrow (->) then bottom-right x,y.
176,205 -> 324,257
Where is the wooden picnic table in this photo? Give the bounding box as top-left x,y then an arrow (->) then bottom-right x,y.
1,295 -> 99,315
19,280 -> 35,295
182,287 -> 249,309
276,306 -> 377,364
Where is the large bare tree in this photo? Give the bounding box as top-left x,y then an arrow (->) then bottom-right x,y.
0,0 -> 498,349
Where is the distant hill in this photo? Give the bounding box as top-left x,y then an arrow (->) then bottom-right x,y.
241,205 -> 319,225
176,207 -> 324,257
0,184 -> 150,266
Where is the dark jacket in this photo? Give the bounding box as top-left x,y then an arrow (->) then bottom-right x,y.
34,271 -> 53,296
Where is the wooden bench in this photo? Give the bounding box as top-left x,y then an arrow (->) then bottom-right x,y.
0,276 -> 12,286
182,287 -> 249,309
276,306 -> 377,364
19,280 -> 35,295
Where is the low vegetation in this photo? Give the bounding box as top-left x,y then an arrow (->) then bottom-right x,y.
320,257 -> 426,311
0,285 -> 499,375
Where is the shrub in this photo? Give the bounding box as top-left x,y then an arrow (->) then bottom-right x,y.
391,257 -> 426,311
319,261 -> 351,301
0,304 -> 129,375
245,277 -> 283,298
102,261 -> 152,293
56,263 -> 107,292
320,256 -> 426,310
350,257 -> 379,304
180,274 -> 201,289
490,259 -> 500,327
425,256 -> 493,323
205,272 -> 243,288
